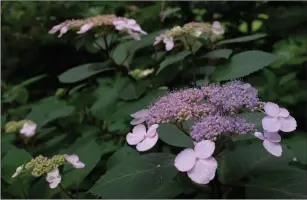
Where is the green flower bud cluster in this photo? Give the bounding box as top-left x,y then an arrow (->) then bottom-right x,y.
25,155 -> 66,177
4,120 -> 35,133
55,88 -> 66,97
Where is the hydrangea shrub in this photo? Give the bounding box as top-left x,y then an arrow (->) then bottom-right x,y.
2,12 -> 306,199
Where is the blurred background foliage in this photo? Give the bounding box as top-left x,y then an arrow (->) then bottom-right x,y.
2,1 -> 306,131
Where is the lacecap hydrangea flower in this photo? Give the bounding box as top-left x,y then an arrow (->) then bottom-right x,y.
15,154 -> 85,189
154,21 -> 224,51
20,122 -> 37,137
49,14 -> 147,40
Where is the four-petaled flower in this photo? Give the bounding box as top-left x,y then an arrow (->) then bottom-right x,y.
46,168 -> 61,189
254,131 -> 282,157
210,21 -> 224,41
65,154 -> 85,168
154,33 -> 174,51
113,18 -> 147,40
262,102 -> 297,133
126,124 -> 159,152
174,140 -> 217,184
12,165 -> 24,178
20,123 -> 37,137
130,109 -> 149,125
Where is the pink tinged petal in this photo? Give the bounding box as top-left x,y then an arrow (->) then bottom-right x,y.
187,158 -> 218,184
58,26 -> 68,38
73,161 -> 85,168
132,124 -> 147,135
131,109 -> 149,118
263,131 -> 281,143
146,124 -> 159,137
280,116 -> 297,132
49,176 -> 61,189
279,108 -> 289,117
128,30 -> 141,40
165,39 -> 174,51
130,117 -> 146,125
127,19 -> 137,25
194,140 -> 215,159
262,116 -> 281,132
136,134 -> 159,152
254,132 -> 265,140
65,154 -> 79,163
263,102 -> 280,117
48,24 -> 63,34
174,148 -> 197,172
126,132 -> 145,145
263,140 -> 282,157
77,23 -> 93,34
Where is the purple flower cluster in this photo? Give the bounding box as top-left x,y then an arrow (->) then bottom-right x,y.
190,115 -> 255,141
147,88 -> 216,125
202,81 -> 259,113
145,81 -> 260,140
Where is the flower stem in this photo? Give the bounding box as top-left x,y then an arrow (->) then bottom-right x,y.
211,172 -> 222,199
59,183 -> 74,199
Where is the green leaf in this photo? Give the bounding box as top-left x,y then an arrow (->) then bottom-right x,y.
212,50 -> 280,81
217,141 -> 293,184
279,72 -> 296,86
119,80 -> 149,100
283,132 -> 307,165
144,180 -> 183,198
203,49 -> 233,59
1,147 -> 32,184
26,97 -> 75,128
106,145 -> 140,170
156,51 -> 191,74
89,153 -> 178,198
245,168 -> 307,198
217,33 -> 267,46
112,30 -> 165,67
20,74 -> 47,87
158,124 -> 194,148
58,61 -> 112,83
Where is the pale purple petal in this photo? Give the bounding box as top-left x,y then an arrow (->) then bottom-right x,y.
263,131 -> 281,143
165,39 -> 174,51
194,140 -> 215,159
127,19 -> 137,25
136,134 -> 159,152
254,132 -> 265,140
263,102 -> 280,117
280,116 -> 297,132
126,132 -> 145,145
58,26 -> 69,38
73,161 -> 85,169
212,21 -> 224,35
174,148 -> 197,172
20,123 -> 37,137
49,176 -> 61,189
279,108 -> 289,118
130,117 -> 146,125
146,124 -> 159,137
263,140 -> 282,157
132,124 -> 147,135
187,158 -> 217,184
65,154 -> 79,163
48,24 -> 63,34
128,30 -> 141,40
46,168 -> 60,182
77,23 -> 93,34
262,116 -> 281,132
131,109 -> 149,118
